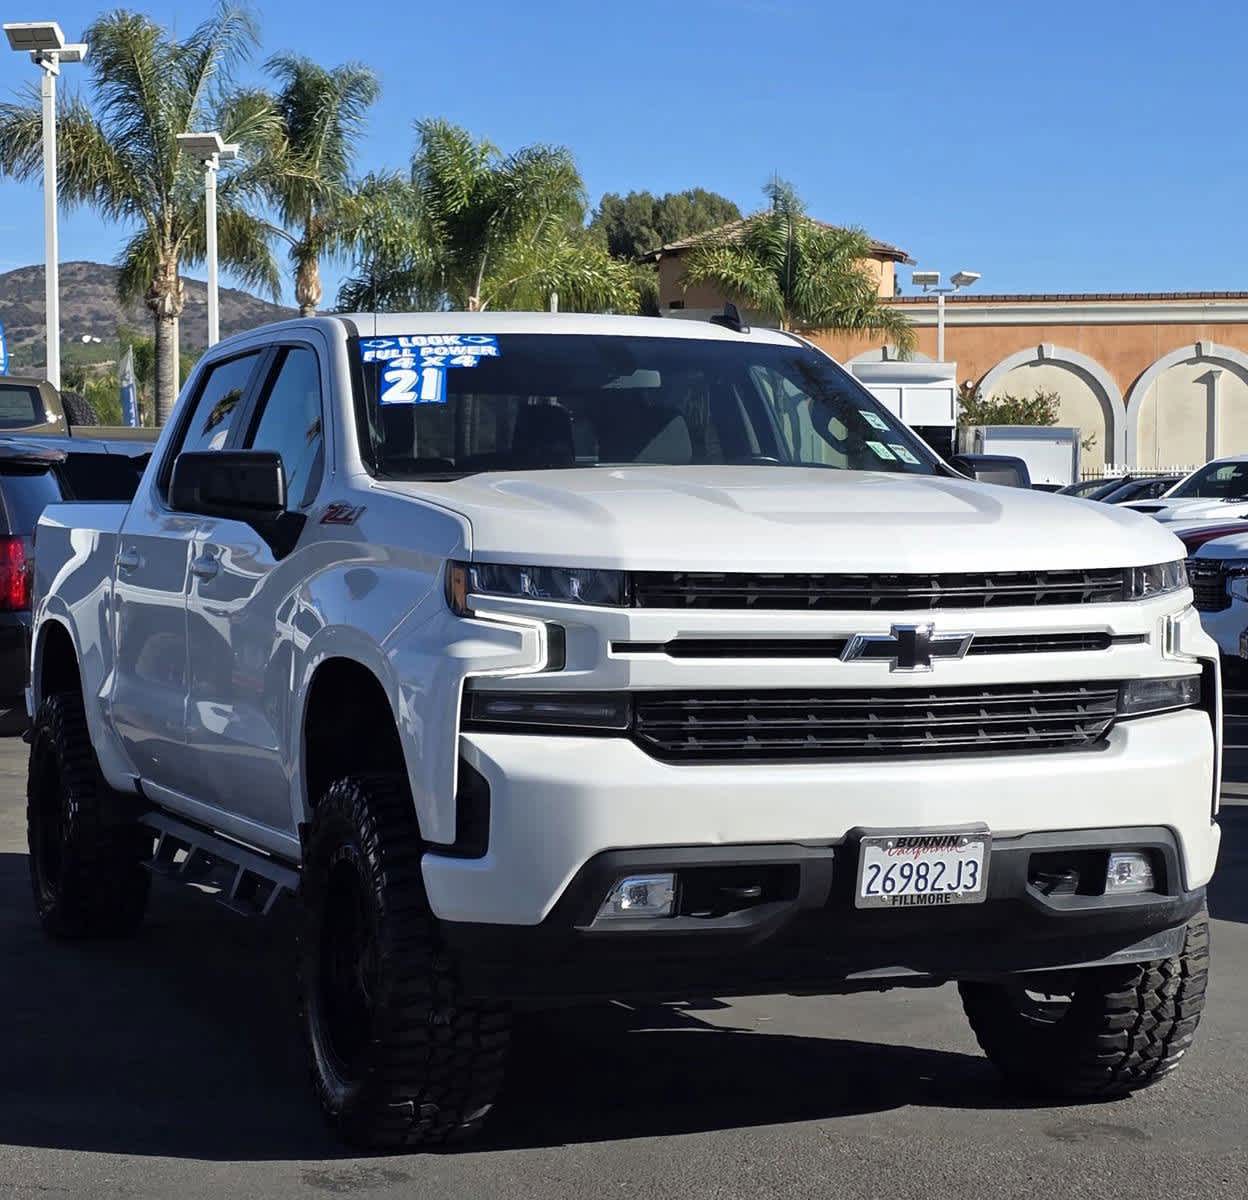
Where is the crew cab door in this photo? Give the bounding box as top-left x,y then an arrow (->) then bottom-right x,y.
111,350 -> 265,795
184,341 -> 327,835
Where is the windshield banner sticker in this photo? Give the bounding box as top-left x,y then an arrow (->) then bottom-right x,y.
888,443 -> 921,464
866,440 -> 897,461
362,335 -> 500,405
860,410 -> 890,431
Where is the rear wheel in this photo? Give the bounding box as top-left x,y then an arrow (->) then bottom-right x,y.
960,908 -> 1210,1098
27,691 -> 151,938
297,773 -> 510,1148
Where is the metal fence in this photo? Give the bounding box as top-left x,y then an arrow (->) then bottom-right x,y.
1080,464 -> 1197,482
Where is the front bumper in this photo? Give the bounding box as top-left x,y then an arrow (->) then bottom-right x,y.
441,829 -> 1206,1002
423,708 -> 1219,928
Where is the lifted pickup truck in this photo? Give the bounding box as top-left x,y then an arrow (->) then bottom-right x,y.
26,313 -> 1220,1148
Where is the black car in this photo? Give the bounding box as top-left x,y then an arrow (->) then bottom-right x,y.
0,439 -> 148,728
1099,475 -> 1182,504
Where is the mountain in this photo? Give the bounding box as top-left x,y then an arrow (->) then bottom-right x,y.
0,261 -> 296,359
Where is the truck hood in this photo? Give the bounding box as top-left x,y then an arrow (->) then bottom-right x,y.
378,465 -> 1184,573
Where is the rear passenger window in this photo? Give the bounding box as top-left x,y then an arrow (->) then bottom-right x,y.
0,384 -> 44,429
179,353 -> 261,457
0,468 -> 62,533
245,347 -> 324,510
56,453 -> 147,501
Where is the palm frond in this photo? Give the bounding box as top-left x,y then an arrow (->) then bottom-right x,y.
682,242 -> 785,320
176,3 -> 259,133
484,226 -> 637,313
115,228 -> 163,305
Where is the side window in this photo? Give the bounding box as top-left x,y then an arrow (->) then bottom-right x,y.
177,352 -> 262,458
0,383 -> 44,429
245,347 -> 325,510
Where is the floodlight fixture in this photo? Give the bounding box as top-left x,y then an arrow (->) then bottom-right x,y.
3,21 -> 66,53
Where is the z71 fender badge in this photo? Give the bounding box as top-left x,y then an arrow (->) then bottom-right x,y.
320,502 -> 367,526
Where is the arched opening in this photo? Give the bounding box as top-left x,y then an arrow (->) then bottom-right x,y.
976,345 -> 1125,467
1126,342 -> 1248,469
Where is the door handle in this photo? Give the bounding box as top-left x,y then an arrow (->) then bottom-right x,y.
117,547 -> 141,573
190,553 -> 220,581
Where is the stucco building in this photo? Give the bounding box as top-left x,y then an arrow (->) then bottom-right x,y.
815,294 -> 1248,471
648,220 -> 1248,471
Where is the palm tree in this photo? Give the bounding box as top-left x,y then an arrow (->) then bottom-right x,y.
0,5 -> 279,423
681,179 -> 914,349
337,118 -> 637,314
264,54 -> 379,317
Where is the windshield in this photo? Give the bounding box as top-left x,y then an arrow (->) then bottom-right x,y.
1170,460 -> 1248,500
353,333 -> 941,479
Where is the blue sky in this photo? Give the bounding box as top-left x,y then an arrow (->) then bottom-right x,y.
0,0 -> 1242,307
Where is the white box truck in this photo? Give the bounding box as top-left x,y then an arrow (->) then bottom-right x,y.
957,425 -> 1082,487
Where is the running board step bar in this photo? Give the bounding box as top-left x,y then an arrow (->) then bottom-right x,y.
142,811 -> 299,916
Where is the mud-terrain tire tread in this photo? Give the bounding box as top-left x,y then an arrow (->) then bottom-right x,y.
27,691 -> 150,938
297,773 -> 510,1149
959,908 -> 1209,1098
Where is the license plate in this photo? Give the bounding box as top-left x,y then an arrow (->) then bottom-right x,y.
855,831 -> 990,909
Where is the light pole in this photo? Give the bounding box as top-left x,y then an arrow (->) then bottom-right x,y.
911,269 -> 981,363
176,131 -> 239,347
3,21 -> 88,391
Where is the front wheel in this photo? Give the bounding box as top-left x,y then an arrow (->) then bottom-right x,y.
960,908 -> 1210,1098
297,774 -> 510,1148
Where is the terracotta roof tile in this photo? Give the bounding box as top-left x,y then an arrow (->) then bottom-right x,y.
889,291 -> 1248,304
640,216 -> 911,264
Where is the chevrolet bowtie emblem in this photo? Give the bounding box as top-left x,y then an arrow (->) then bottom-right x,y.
842,623 -> 974,672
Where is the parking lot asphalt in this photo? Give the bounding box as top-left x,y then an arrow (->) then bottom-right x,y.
0,733 -> 1245,1200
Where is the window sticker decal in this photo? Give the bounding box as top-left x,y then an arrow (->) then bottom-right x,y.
866,441 -> 897,461
860,410 -> 890,430
888,443 -> 921,464
362,335 -> 500,405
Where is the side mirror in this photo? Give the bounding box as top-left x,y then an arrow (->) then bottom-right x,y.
949,453 -> 1031,489
169,450 -> 286,523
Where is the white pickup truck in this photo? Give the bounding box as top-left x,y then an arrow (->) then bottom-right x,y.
26,312 -> 1219,1148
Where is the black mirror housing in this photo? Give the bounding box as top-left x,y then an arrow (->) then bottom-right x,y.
949,453 -> 1032,489
169,450 -> 286,522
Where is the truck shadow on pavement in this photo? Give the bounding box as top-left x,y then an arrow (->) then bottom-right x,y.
1,801 -> 1243,1161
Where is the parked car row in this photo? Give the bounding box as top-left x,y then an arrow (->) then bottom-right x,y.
1058,473 -> 1183,503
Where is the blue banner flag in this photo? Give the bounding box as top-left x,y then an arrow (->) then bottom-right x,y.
118,344 -> 138,426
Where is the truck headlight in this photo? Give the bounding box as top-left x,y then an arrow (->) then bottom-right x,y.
1118,674 -> 1201,717
1125,560 -> 1187,600
464,690 -> 632,731
446,560 -> 626,615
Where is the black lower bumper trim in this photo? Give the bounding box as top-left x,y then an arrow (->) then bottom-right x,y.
438,826 -> 1208,1003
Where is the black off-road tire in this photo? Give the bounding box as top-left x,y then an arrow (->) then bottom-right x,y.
960,908 -> 1210,1098
27,692 -> 151,938
297,773 -> 510,1149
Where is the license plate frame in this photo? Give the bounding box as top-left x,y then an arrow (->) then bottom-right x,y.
854,829 -> 991,909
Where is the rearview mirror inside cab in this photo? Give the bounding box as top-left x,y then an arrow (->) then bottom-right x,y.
169,449 -> 286,523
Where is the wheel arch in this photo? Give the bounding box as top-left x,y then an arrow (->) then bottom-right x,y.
297,651 -> 409,828
33,617 -> 81,706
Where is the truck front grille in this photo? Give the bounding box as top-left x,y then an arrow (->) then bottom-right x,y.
1186,559 -> 1230,612
631,569 -> 1128,610
631,682 -> 1119,762
613,632 -> 1119,659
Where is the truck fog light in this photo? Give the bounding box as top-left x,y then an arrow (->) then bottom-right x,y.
1106,851 -> 1155,895
596,873 -> 676,920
